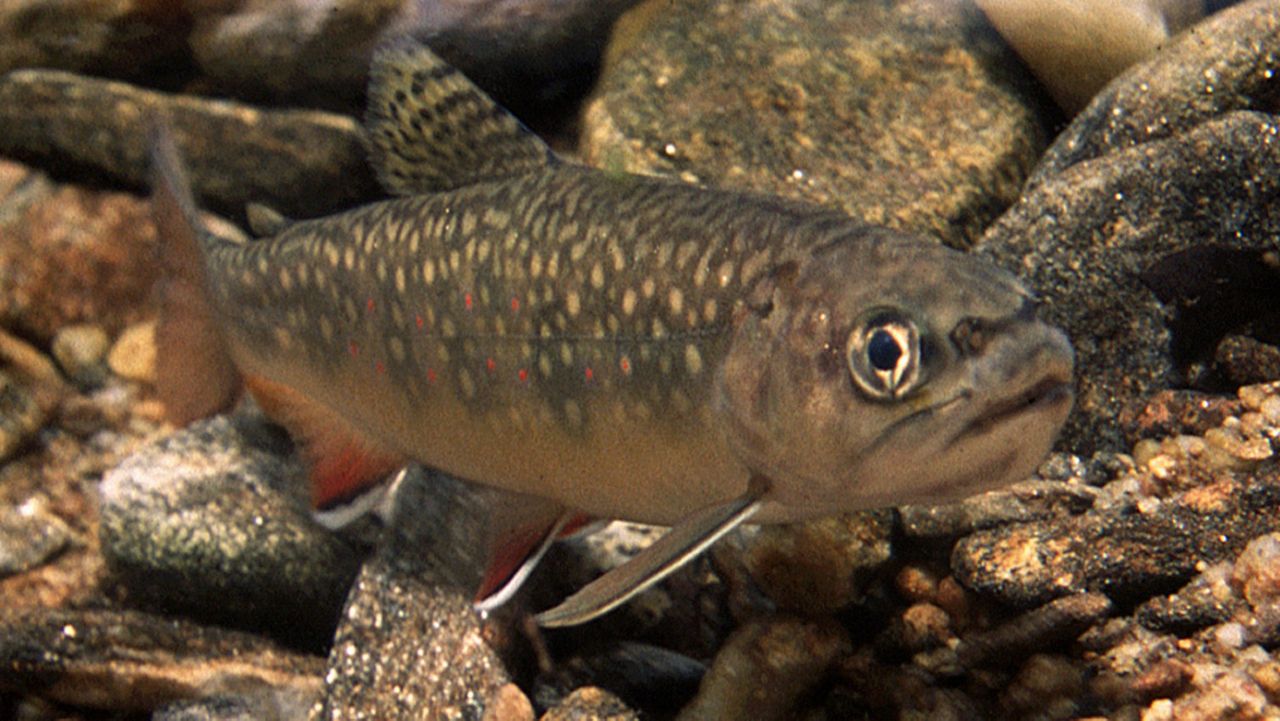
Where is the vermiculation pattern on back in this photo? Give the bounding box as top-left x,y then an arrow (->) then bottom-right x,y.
201,165 -> 866,438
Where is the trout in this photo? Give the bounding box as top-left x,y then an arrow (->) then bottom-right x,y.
151,41 -> 1074,627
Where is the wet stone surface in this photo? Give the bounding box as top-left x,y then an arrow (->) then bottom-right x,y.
98,414 -> 361,649
583,0 -> 1049,249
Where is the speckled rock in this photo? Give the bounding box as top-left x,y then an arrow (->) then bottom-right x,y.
51,323 -> 110,389
675,615 -> 848,721
0,606 -> 323,714
0,499 -> 70,577
954,383 -> 1280,608
975,0 -> 1280,453
0,161 -> 159,343
0,70 -> 379,223
540,686 -> 639,721
98,414 -> 360,648
584,0 -> 1047,248
310,467 -> 513,720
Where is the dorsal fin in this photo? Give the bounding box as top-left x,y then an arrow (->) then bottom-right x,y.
364,40 -> 558,195
245,202 -> 294,237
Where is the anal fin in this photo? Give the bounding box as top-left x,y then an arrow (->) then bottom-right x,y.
534,478 -> 769,628
243,374 -> 405,510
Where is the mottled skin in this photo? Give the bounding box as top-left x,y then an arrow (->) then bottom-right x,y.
206,164 -> 1071,525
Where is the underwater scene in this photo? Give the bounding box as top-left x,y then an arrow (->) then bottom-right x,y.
1,0 -> 1278,719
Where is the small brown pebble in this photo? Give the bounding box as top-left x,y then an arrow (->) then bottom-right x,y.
895,565 -> 940,604
1249,661 -> 1280,703
541,686 -> 639,721
1130,659 -> 1194,702
1231,533 -> 1280,608
482,683 -> 535,721
899,602 -> 953,651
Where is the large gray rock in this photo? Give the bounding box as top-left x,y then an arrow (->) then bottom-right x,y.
583,0 -> 1049,248
98,414 -> 361,648
975,0 -> 1280,453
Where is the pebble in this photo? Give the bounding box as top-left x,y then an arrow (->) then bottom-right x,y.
98,414 -> 360,648
540,686 -> 639,721
50,323 -> 110,389
0,370 -> 47,463
532,642 -> 704,715
0,499 -> 71,577
106,319 -> 157,383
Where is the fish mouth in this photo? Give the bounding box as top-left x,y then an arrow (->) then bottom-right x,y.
953,375 -> 1073,443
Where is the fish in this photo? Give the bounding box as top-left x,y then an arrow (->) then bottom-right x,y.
149,40 -> 1075,627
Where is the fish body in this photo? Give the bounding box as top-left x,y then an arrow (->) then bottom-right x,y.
152,42 -> 1074,624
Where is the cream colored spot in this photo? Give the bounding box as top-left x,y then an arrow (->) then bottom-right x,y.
278,268 -> 292,291
611,245 -> 625,272
560,343 -> 573,367
395,266 -> 406,293
389,337 -> 406,363
409,229 -> 421,254
539,353 -> 553,378
546,253 -> 560,279
642,278 -> 656,298
438,345 -> 450,363
530,252 -> 543,278
272,327 -> 293,350
685,344 -> 703,375
326,244 -> 340,267
675,241 -> 698,269
590,263 -> 604,289
257,257 -> 269,274
561,220 -> 579,243
319,316 -> 334,341
703,299 -> 718,323
741,250 -> 770,283
461,212 -> 477,235
343,247 -> 356,270
554,312 -> 568,331
622,288 -> 638,316
659,353 -> 672,375
423,259 -> 436,284
449,250 -> 461,274
494,317 -> 506,335
570,239 -> 590,262
671,389 -> 693,414
656,242 -> 673,267
459,369 -> 476,399
652,318 -> 667,338
717,260 -> 735,287
566,290 -> 581,318
668,288 -> 684,315
564,400 -> 582,427
441,317 -> 456,338
477,238 -> 491,263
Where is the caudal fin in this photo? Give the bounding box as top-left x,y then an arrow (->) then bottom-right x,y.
149,119 -> 242,424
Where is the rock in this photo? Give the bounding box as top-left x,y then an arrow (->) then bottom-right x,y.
675,615 -> 848,721
0,70 -> 380,223
0,0 -> 189,81
1119,390 -> 1244,447
976,0 -> 1211,113
540,686 -> 639,721
51,323 -> 111,389
190,0 -> 640,123
1212,334 -> 1280,388
98,414 -> 361,648
0,499 -> 71,577
0,606 -> 323,714
0,370 -> 47,463
974,0 -> 1280,453
532,642 -> 704,715
310,467 -> 514,720
106,320 -> 157,383
740,510 -> 893,614
899,477 -> 1098,540
584,0 -> 1047,249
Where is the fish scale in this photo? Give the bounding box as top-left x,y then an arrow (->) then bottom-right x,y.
151,40 -> 1075,626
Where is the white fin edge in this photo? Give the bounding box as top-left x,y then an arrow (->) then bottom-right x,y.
473,511 -> 573,614
534,482 -> 766,628
311,466 -> 408,530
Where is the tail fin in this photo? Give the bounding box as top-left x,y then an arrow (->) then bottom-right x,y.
149,119 -> 242,424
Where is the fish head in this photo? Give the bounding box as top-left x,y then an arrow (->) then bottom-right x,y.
716,232 -> 1074,517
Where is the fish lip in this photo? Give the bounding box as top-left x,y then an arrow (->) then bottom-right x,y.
952,375 -> 1074,443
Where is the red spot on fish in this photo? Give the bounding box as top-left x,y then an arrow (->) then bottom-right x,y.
510,297 -> 520,312
464,293 -> 473,310
375,360 -> 386,375
584,366 -> 594,382
619,356 -> 632,375
485,357 -> 496,373
348,341 -> 360,357
517,368 -> 529,383
366,298 -> 375,313
427,368 -> 438,384
415,314 -> 425,329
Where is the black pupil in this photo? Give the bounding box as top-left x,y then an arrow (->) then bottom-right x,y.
867,329 -> 902,372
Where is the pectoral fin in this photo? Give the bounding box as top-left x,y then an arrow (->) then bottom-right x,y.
534,479 -> 768,628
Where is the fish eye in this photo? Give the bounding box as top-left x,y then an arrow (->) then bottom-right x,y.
847,310 -> 921,401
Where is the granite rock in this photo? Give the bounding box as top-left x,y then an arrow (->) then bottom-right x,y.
584,0 -> 1048,249
975,0 -> 1280,453
98,414 -> 361,648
